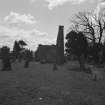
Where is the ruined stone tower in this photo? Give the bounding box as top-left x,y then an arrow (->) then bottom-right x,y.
56,25 -> 64,65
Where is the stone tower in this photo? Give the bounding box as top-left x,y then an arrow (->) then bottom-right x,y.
56,25 -> 64,65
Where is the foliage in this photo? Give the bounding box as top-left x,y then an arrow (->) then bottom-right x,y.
1,46 -> 10,59
18,40 -> 27,46
12,40 -> 28,61
65,30 -> 88,57
71,11 -> 105,45
13,41 -> 21,53
0,46 -> 12,71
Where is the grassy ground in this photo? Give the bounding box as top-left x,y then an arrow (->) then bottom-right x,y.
0,60 -> 105,105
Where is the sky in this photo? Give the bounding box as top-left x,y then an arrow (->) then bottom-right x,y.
0,0 -> 104,50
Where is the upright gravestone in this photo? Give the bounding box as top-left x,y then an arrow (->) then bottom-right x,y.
56,25 -> 64,65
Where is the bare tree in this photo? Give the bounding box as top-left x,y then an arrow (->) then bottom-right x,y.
71,12 -> 96,44
95,18 -> 105,44
71,11 -> 105,45
71,11 -> 105,64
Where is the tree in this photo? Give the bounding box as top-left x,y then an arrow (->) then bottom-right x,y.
18,40 -> 27,48
12,41 -> 22,62
65,30 -> 88,70
88,42 -> 103,64
96,18 -> 105,44
24,49 -> 33,68
71,11 -> 105,64
71,12 -> 96,44
12,41 -> 21,59
71,11 -> 105,45
0,46 -> 12,71
12,40 -> 27,62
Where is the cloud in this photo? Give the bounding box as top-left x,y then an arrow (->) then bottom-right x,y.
0,12 -> 55,50
44,0 -> 89,10
30,0 -> 92,10
94,0 -> 105,18
31,0 -> 37,2
45,0 -> 94,10
30,0 -> 97,10
0,25 -> 53,50
4,12 -> 37,26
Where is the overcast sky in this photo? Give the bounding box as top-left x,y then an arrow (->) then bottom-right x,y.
0,0 -> 104,50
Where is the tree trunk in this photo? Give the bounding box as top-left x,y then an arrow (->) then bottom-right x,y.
24,60 -> 30,68
53,62 -> 58,71
98,21 -> 103,44
78,55 -> 85,71
91,28 -> 95,45
99,31 -> 103,44
98,49 -> 103,64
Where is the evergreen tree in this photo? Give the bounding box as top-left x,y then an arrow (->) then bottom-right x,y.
12,40 -> 27,62
65,30 -> 88,70
1,46 -> 12,71
12,41 -> 21,60
18,40 -> 27,49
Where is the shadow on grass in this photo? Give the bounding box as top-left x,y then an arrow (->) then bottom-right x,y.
68,67 -> 92,74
